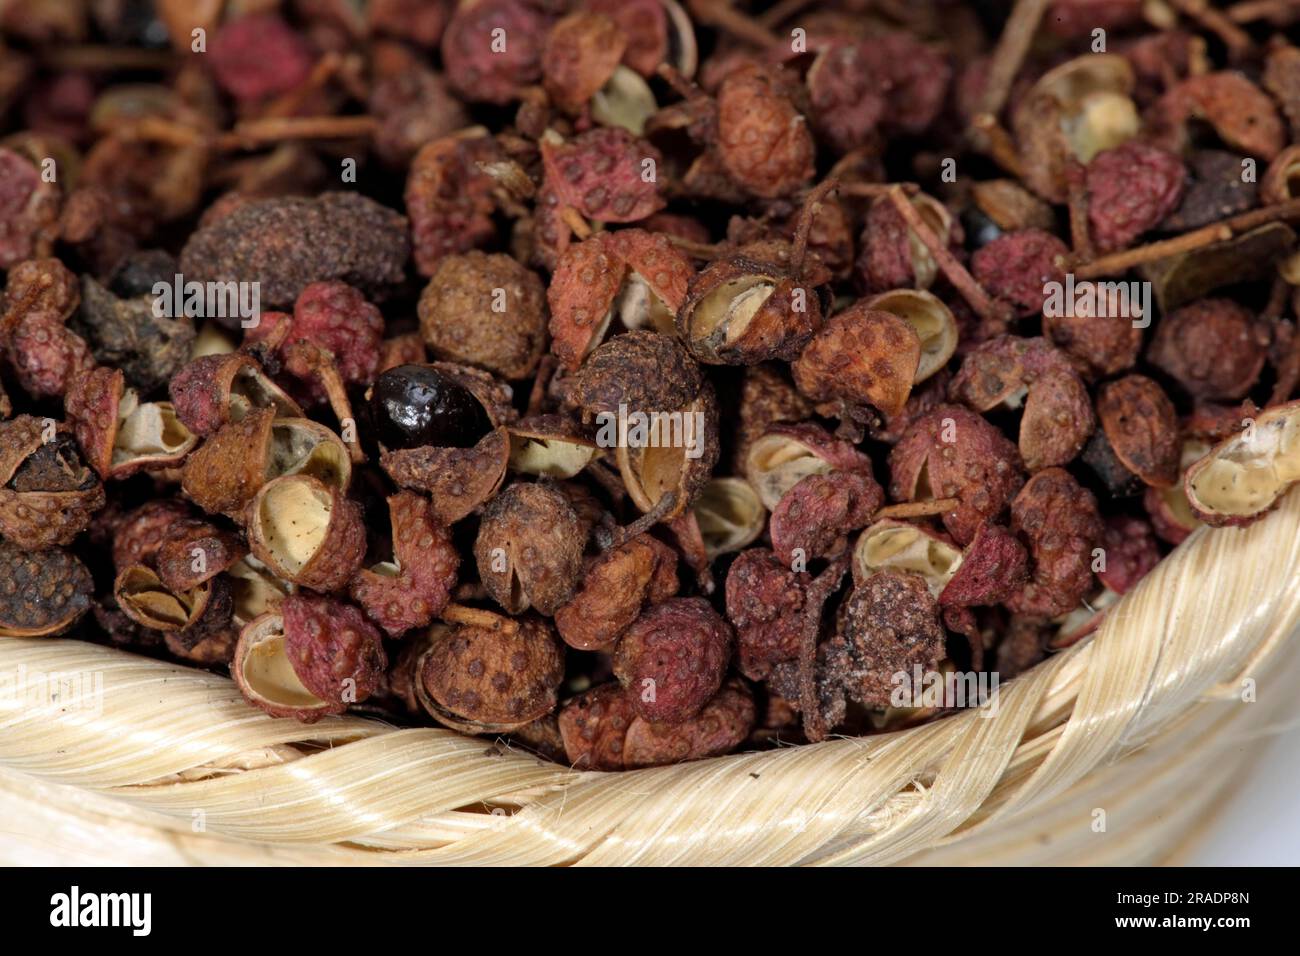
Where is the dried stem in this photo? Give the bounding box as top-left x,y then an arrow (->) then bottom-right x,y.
791,178 -> 839,274
217,115 -> 377,151
1167,0 -> 1255,58
688,0 -> 783,49
967,114 -> 1024,178
669,510 -> 715,594
441,604 -> 519,634
1074,197 -> 1300,278
799,554 -> 848,744
655,62 -> 701,101
283,343 -> 366,465
1064,161 -> 1094,261
602,492 -> 680,551
262,52 -> 344,120
1228,0 -> 1300,24
525,354 -> 557,417
885,186 -> 1011,326
839,181 -> 920,199
560,206 -> 593,240
663,234 -> 723,260
874,498 -> 960,520
41,46 -> 177,71
972,0 -> 1052,121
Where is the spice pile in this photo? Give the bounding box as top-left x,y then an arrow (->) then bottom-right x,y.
3,0 -> 1300,771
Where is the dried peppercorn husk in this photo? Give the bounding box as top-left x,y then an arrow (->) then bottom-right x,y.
1145,437 -> 1211,544
1006,468 -> 1104,619
677,251 -> 824,365
716,63 -> 815,200
615,382 -> 719,520
540,127 -> 666,224
856,192 -> 958,292
181,410 -> 351,519
554,532 -> 678,651
71,276 -> 195,394
419,252 -> 547,381
734,364 -> 813,471
0,541 -> 93,637
474,481 -> 585,616
0,146 -> 60,268
793,303 -> 921,420
1184,400 -> 1300,527
0,415 -> 105,549
1147,299 -> 1271,402
1094,375 -> 1180,489
507,415 -> 600,479
613,596 -> 732,723
417,614 -> 566,734
769,469 -> 884,565
246,473 -> 366,592
838,569 -> 947,709
568,329 -> 702,419
948,336 -> 1095,472
1012,54 -> 1139,203
405,129 -> 507,277
744,421 -> 872,511
852,519 -> 963,597
232,610 -> 345,723
888,405 -> 1026,546
693,477 -> 764,558
168,352 -> 303,438
155,519 -> 246,594
65,367 -> 197,480
113,565 -> 229,636
178,193 -> 410,313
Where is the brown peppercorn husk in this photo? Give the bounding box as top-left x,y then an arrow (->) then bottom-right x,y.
181,410 -> 351,519
0,414 -> 105,549
744,421 -> 872,511
568,329 -> 703,419
178,192 -> 411,314
71,276 -> 195,394
231,610 -> 343,723
417,613 -> 566,734
554,532 -> 678,651
733,364 -> 813,471
418,251 -> 548,380
380,426 -> 511,524
615,381 -> 720,520
168,352 -> 304,438
246,474 -> 367,592
113,565 -> 228,636
154,519 -> 247,594
474,481 -> 586,616
0,541 -> 93,637
839,569 -> 947,710
1095,375 -> 1181,489
792,303 -> 921,420
65,366 -> 197,481
1006,467 -> 1104,619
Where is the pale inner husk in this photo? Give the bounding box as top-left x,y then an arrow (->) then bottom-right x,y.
228,556 -> 292,625
854,521 -> 963,598
269,422 -> 348,488
509,435 -> 596,478
906,196 -> 950,290
259,480 -> 332,574
868,290 -> 957,383
190,322 -> 237,359
663,0 -> 698,77
694,477 -> 765,558
240,619 -> 325,710
746,434 -> 832,510
619,442 -> 685,511
617,273 -> 675,336
230,365 -> 297,422
692,276 -> 776,348
1062,91 -> 1139,163
592,66 -> 657,136
1188,413 -> 1300,517
1157,439 -> 1211,532
112,391 -> 193,466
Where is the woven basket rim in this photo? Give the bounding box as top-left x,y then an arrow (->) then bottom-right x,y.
2,492 -> 1299,865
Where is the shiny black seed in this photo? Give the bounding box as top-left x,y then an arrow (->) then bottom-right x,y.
368,365 -> 492,450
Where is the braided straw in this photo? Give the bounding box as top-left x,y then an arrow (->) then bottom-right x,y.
2,491 -> 1299,866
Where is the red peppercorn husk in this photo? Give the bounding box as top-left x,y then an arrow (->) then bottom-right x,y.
554,532 -> 678,651
726,547 -> 809,681
350,492 -> 459,636
1084,141 -> 1187,252
613,596 -> 733,724
541,127 -> 667,224
65,366 -> 198,480
1147,298 -> 1271,401
405,130 -> 506,277
168,352 -> 303,438
1006,467 -> 1104,618
441,0 -> 555,106
769,469 -> 884,565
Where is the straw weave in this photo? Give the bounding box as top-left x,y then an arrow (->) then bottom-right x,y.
2,491 -> 1298,865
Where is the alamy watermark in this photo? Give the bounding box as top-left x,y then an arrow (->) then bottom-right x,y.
594,403 -> 706,459
152,273 -> 261,328
0,665 -> 104,717
889,666 -> 1001,716
50,886 -> 151,936
1042,273 -> 1152,329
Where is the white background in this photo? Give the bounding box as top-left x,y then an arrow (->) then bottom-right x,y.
1186,720 -> 1300,864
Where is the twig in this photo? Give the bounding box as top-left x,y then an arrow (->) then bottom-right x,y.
560,206 -> 593,240
1167,0 -> 1255,59
1227,0 -> 1300,24
758,0 -> 817,28
874,498 -> 960,520
791,178 -> 839,274
217,115 -> 376,151
441,604 -> 519,634
688,0 -> 783,49
670,510 -> 715,594
972,0 -> 1052,121
967,114 -> 1024,178
663,234 -> 723,260
799,555 -> 848,744
1074,197 -> 1300,278
1064,161 -> 1094,261
839,181 -> 920,199
41,46 -> 177,71
885,186 -> 1011,326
